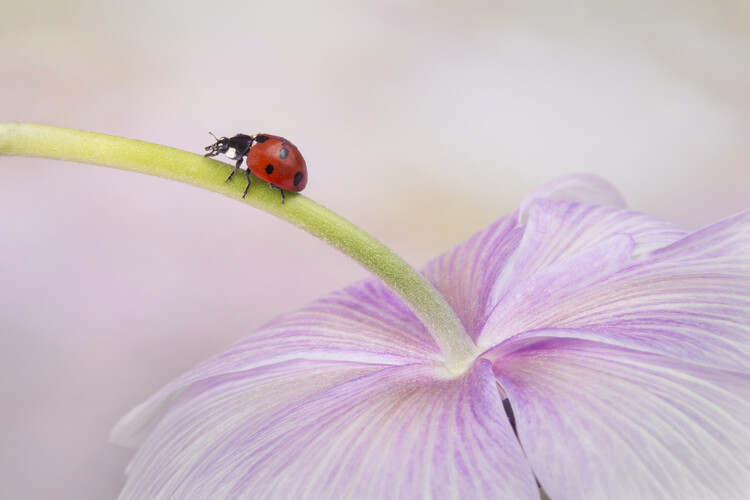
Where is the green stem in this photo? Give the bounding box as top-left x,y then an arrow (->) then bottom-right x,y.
0,122 -> 476,368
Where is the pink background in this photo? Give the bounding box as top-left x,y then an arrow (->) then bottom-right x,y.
2,1 -> 749,498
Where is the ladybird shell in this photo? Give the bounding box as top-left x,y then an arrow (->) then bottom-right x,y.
246,135 -> 307,192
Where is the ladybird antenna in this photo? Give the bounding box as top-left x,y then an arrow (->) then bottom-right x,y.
205,131 -> 222,153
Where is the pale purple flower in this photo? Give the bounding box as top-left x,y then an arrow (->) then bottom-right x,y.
112,175 -> 750,499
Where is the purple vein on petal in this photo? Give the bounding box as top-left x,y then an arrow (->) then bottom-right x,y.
491,199 -> 688,305
112,277 -> 449,449
496,210 -> 750,371
115,360 -> 388,496
225,361 -> 538,499
424,174 -> 672,342
490,337 -> 750,500
424,212 -> 523,340
477,233 -> 636,348
518,174 -> 628,219
118,360 -> 539,499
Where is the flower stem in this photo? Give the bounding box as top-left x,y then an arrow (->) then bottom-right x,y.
0,123 -> 477,368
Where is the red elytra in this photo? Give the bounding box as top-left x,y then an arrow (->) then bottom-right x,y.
247,134 -> 307,192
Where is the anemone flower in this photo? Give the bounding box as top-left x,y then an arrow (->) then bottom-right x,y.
108,175 -> 750,499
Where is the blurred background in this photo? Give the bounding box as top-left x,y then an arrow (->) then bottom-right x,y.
1,0 -> 749,497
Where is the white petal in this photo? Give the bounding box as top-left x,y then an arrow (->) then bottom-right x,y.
119,360 -> 539,499
478,233 -> 636,348
112,278 -> 442,448
484,210 -> 750,371
518,174 -> 627,223
426,188 -> 684,343
491,337 -> 750,500
492,199 -> 687,306
424,213 -> 523,339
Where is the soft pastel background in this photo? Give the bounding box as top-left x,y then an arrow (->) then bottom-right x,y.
1,0 -> 749,498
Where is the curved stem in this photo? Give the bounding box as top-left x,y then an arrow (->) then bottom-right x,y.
0,122 -> 477,368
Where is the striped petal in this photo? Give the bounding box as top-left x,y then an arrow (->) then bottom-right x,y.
427,175 -> 685,343
479,210 -> 750,371
424,213 -> 523,339
518,173 -> 627,218
117,359 -> 538,499
490,336 -> 750,500
477,232 -> 637,348
489,199 -> 688,310
112,278 -> 441,448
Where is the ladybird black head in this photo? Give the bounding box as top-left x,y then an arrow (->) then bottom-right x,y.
204,132 -> 230,157
205,133 -> 256,161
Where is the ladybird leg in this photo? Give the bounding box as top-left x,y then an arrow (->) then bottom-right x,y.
268,183 -> 285,204
242,169 -> 252,198
225,168 -> 236,183
225,158 -> 244,183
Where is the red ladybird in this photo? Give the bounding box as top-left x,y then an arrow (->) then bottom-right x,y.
204,133 -> 307,203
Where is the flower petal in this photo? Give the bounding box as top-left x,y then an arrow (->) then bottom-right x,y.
478,232 -> 636,348
425,180 -> 682,342
116,360 -> 385,495
482,210 -> 750,371
112,278 -> 442,448
425,175 -> 682,342
490,199 -> 688,307
518,174 -> 627,222
424,213 -> 524,339
118,360 -> 538,499
581,209 -> 750,370
490,337 -> 750,500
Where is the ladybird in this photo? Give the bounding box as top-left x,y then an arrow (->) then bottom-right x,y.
204,132 -> 307,203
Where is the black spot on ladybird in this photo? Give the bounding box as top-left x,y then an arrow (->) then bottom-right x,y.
293,171 -> 304,187
279,147 -> 289,160
265,164 -> 274,174
255,135 -> 269,143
